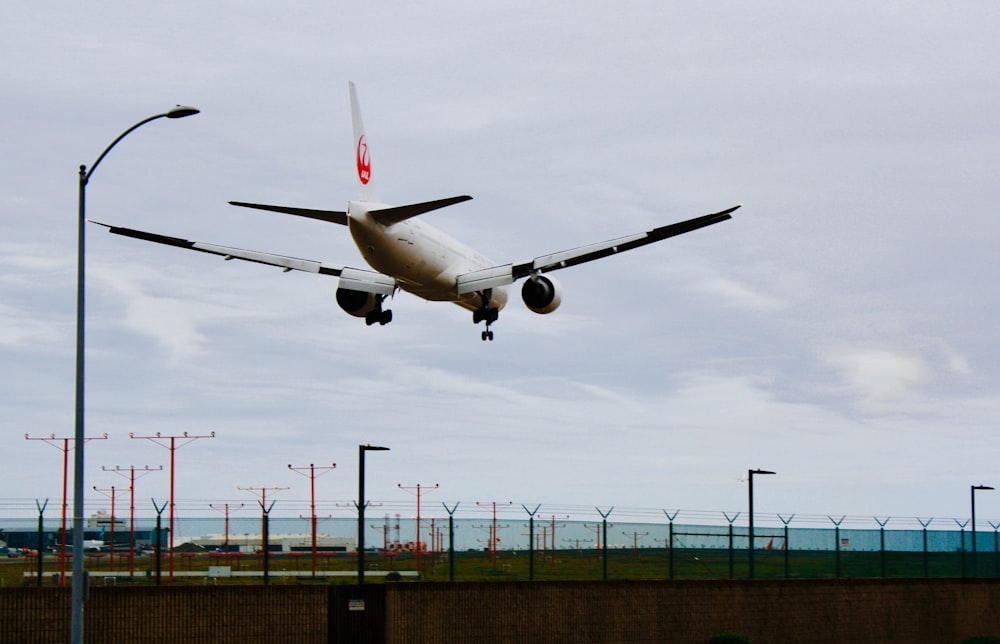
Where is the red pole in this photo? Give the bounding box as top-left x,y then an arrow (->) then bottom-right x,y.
110,487 -> 115,571
105,465 -> 160,578
130,431 -> 215,585
209,502 -> 245,567
398,483 -> 439,574
93,485 -> 128,572
26,433 -> 107,585
310,466 -> 316,574
129,470 -> 135,574
61,439 -> 68,585
109,487 -> 115,570
288,463 -> 335,577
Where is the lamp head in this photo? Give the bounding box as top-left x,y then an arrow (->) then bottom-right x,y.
973,485 -> 995,491
750,469 -> 776,476
166,105 -> 200,118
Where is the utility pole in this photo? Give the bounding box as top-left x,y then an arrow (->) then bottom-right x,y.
399,483 -> 440,574
238,485 -> 289,585
104,465 -> 161,577
130,431 -> 215,584
288,463 -> 336,576
25,432 -> 107,585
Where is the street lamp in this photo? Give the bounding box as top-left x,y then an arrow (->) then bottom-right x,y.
357,444 -> 389,584
971,484 -> 994,578
747,468 -> 775,579
72,105 -> 198,644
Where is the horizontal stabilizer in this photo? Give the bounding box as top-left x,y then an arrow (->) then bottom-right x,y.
229,201 -> 348,226
368,195 -> 472,226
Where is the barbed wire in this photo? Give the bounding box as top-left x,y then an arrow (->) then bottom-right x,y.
0,497 -> 990,530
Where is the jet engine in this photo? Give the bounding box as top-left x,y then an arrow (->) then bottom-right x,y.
336,287 -> 380,317
521,275 -> 562,314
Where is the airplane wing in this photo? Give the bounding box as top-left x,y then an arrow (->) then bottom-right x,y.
90,222 -> 397,295
456,205 -> 740,294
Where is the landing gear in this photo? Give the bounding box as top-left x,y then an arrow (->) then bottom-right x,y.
364,295 -> 392,326
473,289 -> 498,341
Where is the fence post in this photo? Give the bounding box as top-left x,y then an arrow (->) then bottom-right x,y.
663,510 -> 679,580
917,518 -> 933,577
724,512 -> 740,579
522,504 -> 540,581
990,522 -> 1000,579
443,502 -> 459,581
955,519 -> 969,578
778,514 -> 794,578
875,517 -> 890,577
596,507 -> 613,580
152,499 -> 167,585
829,516 -> 845,578
35,499 -> 49,587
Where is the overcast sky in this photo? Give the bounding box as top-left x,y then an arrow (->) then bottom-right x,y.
2,1 -> 999,529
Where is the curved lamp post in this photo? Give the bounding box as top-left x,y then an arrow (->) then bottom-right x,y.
971,484 -> 994,578
747,468 -> 775,579
357,444 -> 389,584
72,105 -> 198,644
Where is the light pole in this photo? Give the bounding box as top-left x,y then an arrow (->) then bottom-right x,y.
971,484 -> 994,577
72,105 -> 198,644
358,444 -> 389,584
747,468 -> 775,579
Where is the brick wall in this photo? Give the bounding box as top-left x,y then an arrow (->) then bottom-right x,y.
382,579 -> 1000,644
4,579 -> 1000,643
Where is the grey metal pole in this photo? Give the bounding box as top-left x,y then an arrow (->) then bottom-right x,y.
972,485 -> 994,578
358,446 -> 365,584
748,471 -> 755,579
71,107 -> 197,643
358,445 -> 389,584
747,469 -> 775,579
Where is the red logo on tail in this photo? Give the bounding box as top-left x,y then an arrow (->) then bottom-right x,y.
356,135 -> 371,185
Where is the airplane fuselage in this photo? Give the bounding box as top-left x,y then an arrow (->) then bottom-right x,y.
346,201 -> 508,312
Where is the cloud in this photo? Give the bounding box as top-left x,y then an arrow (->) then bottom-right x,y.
821,347 -> 928,411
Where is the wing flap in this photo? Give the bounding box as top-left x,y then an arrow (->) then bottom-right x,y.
456,264 -> 514,295
91,221 -> 343,276
338,266 -> 397,295
512,205 -> 741,279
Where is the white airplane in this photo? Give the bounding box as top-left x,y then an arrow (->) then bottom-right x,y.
94,82 -> 740,341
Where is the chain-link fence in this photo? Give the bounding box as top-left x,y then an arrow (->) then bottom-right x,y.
3,500 -> 998,584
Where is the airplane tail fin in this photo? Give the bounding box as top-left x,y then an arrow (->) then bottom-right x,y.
349,81 -> 379,203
